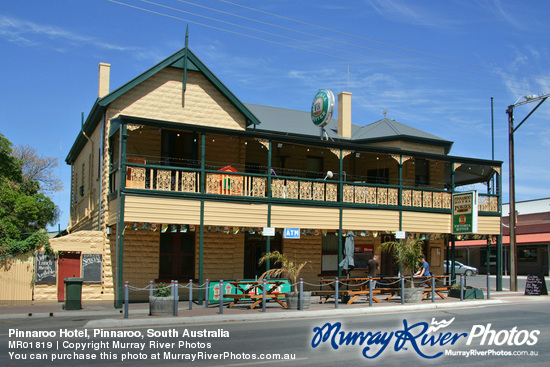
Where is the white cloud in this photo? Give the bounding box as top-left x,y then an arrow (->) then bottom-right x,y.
365,0 -> 459,28
0,15 -> 136,53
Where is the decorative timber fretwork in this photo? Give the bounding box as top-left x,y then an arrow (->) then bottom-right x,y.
272,179 -> 285,199
343,185 -> 354,203
312,182 -> 325,201
121,165 -> 498,212
299,182 -> 312,200
156,170 -> 172,191
325,183 -> 337,202
255,138 -> 270,150
180,172 -> 197,192
251,177 -> 265,197
286,180 -> 299,199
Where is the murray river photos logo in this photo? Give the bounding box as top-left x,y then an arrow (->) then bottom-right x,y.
311,318 -> 540,359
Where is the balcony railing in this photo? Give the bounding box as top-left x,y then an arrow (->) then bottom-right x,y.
119,163 -> 499,213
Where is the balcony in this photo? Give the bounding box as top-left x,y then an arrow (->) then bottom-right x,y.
115,161 -> 499,213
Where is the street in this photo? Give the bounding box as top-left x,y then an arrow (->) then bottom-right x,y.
1,297 -> 549,366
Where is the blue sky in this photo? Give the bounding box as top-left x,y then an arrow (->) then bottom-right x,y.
1,0 -> 549,231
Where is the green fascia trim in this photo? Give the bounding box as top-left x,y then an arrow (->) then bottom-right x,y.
65,46 -> 261,164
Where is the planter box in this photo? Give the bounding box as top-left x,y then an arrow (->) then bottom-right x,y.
448,287 -> 484,299
402,288 -> 423,303
284,292 -> 311,309
149,296 -> 176,316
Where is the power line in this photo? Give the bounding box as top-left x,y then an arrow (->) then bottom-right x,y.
176,0 -> 542,89
138,0 -> 533,92
218,0 -> 550,83
107,0 -> 541,95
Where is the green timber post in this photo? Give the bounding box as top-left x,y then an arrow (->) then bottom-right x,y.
115,123 -> 128,309
198,132 -> 206,304
266,140 -> 272,271
450,162 -> 456,284
338,149 -> 343,278
398,155 -> 403,275
496,170 -> 503,291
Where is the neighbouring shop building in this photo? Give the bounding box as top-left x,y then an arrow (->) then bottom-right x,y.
456,198 -> 550,275
35,46 -> 502,305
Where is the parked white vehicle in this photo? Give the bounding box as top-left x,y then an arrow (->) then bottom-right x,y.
444,260 -> 478,276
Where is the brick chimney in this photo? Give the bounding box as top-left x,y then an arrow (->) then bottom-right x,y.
98,63 -> 111,98
337,91 -> 352,138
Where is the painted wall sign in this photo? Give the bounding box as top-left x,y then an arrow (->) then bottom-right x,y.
452,191 -> 478,234
82,254 -> 102,283
35,253 -> 56,283
311,89 -> 335,127
283,228 -> 301,239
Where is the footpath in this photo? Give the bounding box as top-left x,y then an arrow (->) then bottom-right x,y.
2,288 -> 549,328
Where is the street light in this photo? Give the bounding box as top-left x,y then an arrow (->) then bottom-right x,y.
506,93 -> 550,292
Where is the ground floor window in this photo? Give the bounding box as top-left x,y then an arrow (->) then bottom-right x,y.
159,228 -> 195,281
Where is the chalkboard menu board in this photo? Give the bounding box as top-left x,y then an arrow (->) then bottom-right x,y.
35,253 -> 56,283
82,254 -> 102,283
524,273 -> 548,296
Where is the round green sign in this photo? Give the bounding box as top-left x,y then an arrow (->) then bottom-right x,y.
311,89 -> 335,127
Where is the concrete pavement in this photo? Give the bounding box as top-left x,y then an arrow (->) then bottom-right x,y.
2,284 -> 548,328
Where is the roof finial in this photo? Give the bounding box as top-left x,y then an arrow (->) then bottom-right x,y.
383,108 -> 388,118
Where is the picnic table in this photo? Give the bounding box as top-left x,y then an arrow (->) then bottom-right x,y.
224,280 -> 289,309
377,275 -> 451,300
313,277 -> 382,304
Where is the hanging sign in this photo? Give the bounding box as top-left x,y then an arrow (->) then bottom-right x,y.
311,89 -> 335,127
283,228 -> 301,239
452,191 -> 478,234
262,227 -> 275,237
395,231 -> 406,239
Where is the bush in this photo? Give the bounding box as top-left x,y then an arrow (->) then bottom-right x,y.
153,282 -> 172,297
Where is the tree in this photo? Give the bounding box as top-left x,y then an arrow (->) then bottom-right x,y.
0,133 -> 57,258
11,145 -> 63,194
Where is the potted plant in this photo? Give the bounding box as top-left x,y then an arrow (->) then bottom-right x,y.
380,238 -> 424,303
258,251 -> 310,309
149,282 -> 175,316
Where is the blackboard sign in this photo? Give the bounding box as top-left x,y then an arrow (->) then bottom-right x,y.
35,253 -> 56,283
82,254 -> 102,283
524,273 -> 548,296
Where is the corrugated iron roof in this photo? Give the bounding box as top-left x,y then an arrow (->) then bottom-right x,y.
245,103 -> 452,152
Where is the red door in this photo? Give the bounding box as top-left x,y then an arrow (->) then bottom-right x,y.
57,252 -> 81,301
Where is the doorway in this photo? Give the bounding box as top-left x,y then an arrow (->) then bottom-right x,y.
57,252 -> 81,302
243,233 -> 282,279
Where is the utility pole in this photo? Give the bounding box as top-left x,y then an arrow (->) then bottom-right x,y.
506,93 -> 549,292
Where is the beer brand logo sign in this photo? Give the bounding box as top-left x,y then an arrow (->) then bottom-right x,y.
311,89 -> 335,127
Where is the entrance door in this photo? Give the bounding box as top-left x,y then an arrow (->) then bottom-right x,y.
243,234 -> 282,279
57,252 -> 81,302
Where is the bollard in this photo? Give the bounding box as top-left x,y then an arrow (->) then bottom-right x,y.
174,280 -> 179,316
401,275 -> 405,305
149,280 -> 154,297
431,276 -> 435,303
487,269 -> 491,299
369,277 -> 373,307
219,280 -> 224,315
124,281 -> 129,319
189,279 -> 193,310
335,277 -> 339,309
262,280 -> 267,312
299,278 -> 304,311
460,275 -> 464,301
205,279 -> 210,308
